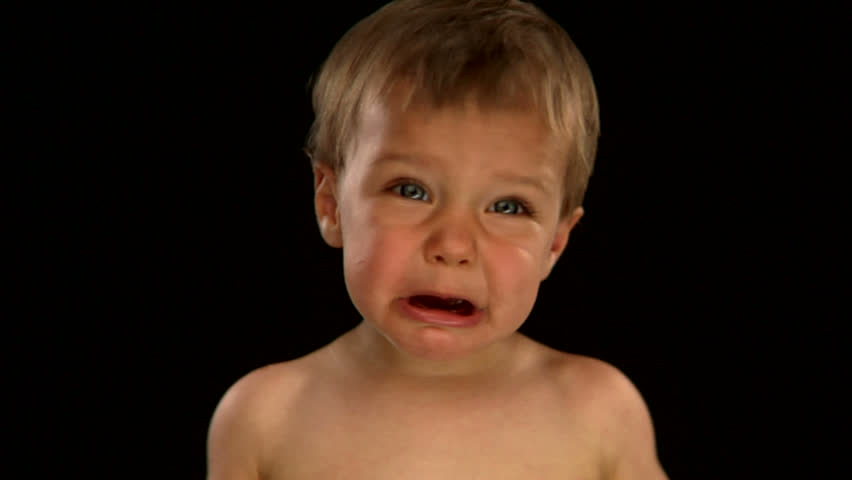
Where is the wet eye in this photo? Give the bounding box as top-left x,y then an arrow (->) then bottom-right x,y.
392,182 -> 430,202
489,199 -> 527,215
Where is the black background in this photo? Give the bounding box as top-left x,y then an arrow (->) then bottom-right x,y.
17,1 -> 844,478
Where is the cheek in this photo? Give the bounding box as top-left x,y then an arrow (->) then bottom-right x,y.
342,217 -> 419,292
491,229 -> 554,276
484,220 -> 555,276
488,243 -> 544,308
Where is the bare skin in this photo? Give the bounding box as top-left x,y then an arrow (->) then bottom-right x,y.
208,95 -> 667,479
207,324 -> 668,480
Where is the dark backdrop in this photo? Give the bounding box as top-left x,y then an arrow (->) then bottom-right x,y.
20,2 -> 844,479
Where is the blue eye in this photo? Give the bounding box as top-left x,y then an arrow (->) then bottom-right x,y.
393,182 -> 430,201
490,199 -> 527,215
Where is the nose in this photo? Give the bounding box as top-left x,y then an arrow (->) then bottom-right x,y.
423,211 -> 476,267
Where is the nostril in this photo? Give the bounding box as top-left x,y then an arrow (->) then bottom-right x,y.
431,254 -> 469,266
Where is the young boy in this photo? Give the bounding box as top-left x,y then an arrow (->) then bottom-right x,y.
207,1 -> 667,478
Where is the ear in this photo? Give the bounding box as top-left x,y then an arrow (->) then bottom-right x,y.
542,207 -> 584,280
313,163 -> 343,248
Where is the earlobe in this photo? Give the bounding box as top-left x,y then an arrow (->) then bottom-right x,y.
313,163 -> 343,248
542,207 -> 584,280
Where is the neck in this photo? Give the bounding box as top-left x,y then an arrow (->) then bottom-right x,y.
335,321 -> 526,383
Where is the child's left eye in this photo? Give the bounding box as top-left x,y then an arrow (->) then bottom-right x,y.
489,199 -> 527,215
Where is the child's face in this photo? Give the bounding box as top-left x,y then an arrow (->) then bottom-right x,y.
314,94 -> 583,362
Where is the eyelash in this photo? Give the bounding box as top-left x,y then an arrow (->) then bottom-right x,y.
390,180 -> 430,202
491,197 -> 536,217
388,180 -> 535,217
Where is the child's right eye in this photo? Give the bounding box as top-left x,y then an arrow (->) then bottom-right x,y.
392,182 -> 430,202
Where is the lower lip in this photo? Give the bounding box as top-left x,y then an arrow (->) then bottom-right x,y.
397,298 -> 483,328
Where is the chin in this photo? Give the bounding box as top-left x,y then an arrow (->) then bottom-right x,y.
380,316 -> 516,364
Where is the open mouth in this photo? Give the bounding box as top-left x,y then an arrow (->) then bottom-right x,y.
408,295 -> 476,316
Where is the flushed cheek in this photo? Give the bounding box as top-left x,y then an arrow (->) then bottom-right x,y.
486,245 -> 543,315
343,226 -> 419,300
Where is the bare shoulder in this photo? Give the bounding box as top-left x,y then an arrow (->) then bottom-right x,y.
548,352 -> 646,409
205,356 -> 319,480
540,348 -> 668,480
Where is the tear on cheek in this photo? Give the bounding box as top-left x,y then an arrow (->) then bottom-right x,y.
408,295 -> 475,316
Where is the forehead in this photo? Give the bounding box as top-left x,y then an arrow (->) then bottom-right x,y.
351,90 -> 565,175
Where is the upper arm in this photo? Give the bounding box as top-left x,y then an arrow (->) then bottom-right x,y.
206,371 -> 268,480
595,363 -> 668,480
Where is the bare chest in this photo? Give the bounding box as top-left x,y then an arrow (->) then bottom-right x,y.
262,393 -> 603,480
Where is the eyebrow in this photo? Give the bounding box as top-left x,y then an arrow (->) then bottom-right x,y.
492,172 -> 554,196
371,152 -> 555,195
369,152 -> 431,166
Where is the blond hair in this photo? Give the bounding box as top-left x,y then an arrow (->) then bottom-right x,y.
305,0 -> 599,214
